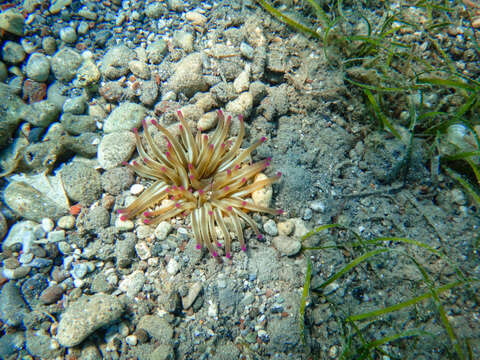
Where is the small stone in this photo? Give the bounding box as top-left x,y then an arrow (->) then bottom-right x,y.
130,184 -> 145,195
137,315 -> 173,343
181,281 -> 202,309
60,26 -> 77,43
277,220 -> 294,236
56,293 -> 124,347
2,266 -> 31,279
26,53 -> 50,82
197,111 -> 217,131
41,218 -> 55,233
57,215 -> 76,229
135,241 -> 151,260
101,45 -> 134,80
310,200 -> 326,212
225,92 -> 253,118
47,230 -> 65,242
51,47 -> 83,83
40,285 -> 64,305
19,252 -> 34,264
154,221 -> 173,241
272,235 -> 301,256
119,270 -> 145,298
129,60 -> 151,80
263,219 -> 278,236
0,281 -> 28,326
252,173 -> 272,208
125,335 -> 137,346
98,131 -> 136,170
233,65 -> 250,93
103,102 -> 146,133
166,258 -> 180,275
0,9 -> 25,36
115,217 -> 134,231
172,30 -> 194,53
185,11 -> 207,27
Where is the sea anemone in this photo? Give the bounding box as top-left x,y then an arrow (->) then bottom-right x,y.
118,109 -> 282,259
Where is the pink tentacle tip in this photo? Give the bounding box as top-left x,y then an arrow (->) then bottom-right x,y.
188,163 -> 193,169
133,127 -> 138,134
175,203 -> 181,208
151,119 -> 157,126
238,114 -> 243,121
277,209 -> 284,215
177,110 -> 183,116
142,119 -> 147,126
241,246 -> 247,252
218,109 -> 223,116
143,211 -> 151,217
208,211 -> 213,216
117,209 -> 125,214
216,242 -> 222,248
196,244 -> 202,250
257,234 -> 263,240
224,186 -> 230,191
121,161 -> 129,166
179,124 -> 183,130
212,251 -> 218,257
227,206 -> 233,211
132,160 -> 138,166
143,219 -> 150,224
120,215 -> 127,221
277,172 -> 282,177
261,136 -> 267,142
226,252 -> 232,259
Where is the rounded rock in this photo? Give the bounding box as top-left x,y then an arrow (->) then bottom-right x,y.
56,293 -> 124,347
60,162 -> 102,205
272,235 -> 301,256
97,131 -> 136,169
103,102 -> 146,133
1,41 -> 25,64
59,26 -> 77,44
26,53 -> 50,82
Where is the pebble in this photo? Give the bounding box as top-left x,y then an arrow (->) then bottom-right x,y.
277,220 -> 294,236
181,281 -> 202,309
98,131 -> 136,170
40,284 -> 64,305
186,11 -> 207,27
125,335 -> 138,346
103,102 -> 146,133
115,216 -> 134,231
136,224 -> 153,239
197,111 -> 218,131
102,167 -> 135,195
146,39 -> 167,64
61,162 -> 102,205
166,258 -> 180,275
165,52 -> 208,97
272,235 -> 302,256
101,45 -> 134,80
135,241 -> 151,260
60,26 -> 77,43
56,293 -> 124,347
71,262 -> 88,279
233,66 -> 250,93
129,60 -> 151,79
3,266 -> 30,280
263,219 -> 278,236
51,47 -> 83,82
47,230 -> 65,242
154,221 -> 173,241
225,92 -> 253,118
118,270 -> 145,297
252,173 -> 273,208
0,281 -> 29,326
310,200 -> 326,213
2,41 -> 25,64
26,52 -> 50,82
137,315 -> 173,343
172,30 -> 194,52
41,218 -> 55,233
130,183 -> 145,195
19,252 -> 34,264
57,215 -> 76,229
3,181 -> 67,222
0,9 -> 25,36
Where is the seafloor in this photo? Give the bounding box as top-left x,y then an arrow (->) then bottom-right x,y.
0,0 -> 479,359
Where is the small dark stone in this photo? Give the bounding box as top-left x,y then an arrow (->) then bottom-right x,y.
39,284 -> 64,305
101,167 -> 135,195
21,273 -> 49,306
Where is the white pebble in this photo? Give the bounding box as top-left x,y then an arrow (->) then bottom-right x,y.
166,258 -> 180,275
154,221 -> 173,241
130,184 -> 145,195
57,215 -> 76,229
135,241 -> 151,260
41,218 -> 55,232
125,335 -> 138,346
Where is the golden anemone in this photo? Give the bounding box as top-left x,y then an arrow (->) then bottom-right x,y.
118,110 -> 282,259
